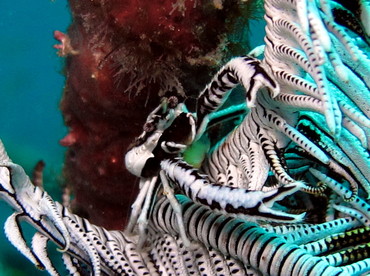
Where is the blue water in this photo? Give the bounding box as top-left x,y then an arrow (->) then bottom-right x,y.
0,1 -> 71,275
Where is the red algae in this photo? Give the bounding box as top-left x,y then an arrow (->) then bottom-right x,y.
59,0 -> 257,229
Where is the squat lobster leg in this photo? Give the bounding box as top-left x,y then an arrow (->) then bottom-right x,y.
126,176 -> 158,249
159,170 -> 193,247
126,177 -> 155,235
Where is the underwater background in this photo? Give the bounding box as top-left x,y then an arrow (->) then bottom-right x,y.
0,1 -> 70,275
0,0 -> 368,275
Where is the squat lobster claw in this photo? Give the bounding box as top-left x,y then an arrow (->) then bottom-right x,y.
161,158 -> 306,223
195,56 -> 280,140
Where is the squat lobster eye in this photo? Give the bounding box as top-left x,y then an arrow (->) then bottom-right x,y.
168,95 -> 179,108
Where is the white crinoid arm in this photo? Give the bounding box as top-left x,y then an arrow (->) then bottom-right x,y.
0,140 -> 70,274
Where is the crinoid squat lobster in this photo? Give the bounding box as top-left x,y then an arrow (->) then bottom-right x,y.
124,56 -> 319,248
0,0 -> 369,275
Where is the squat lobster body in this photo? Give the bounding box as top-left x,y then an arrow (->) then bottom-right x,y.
125,100 -> 196,178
